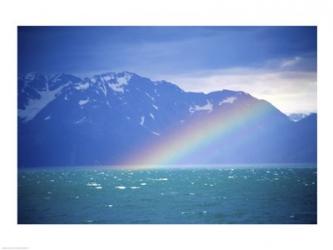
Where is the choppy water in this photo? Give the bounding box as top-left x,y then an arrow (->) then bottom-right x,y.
18,166 -> 317,224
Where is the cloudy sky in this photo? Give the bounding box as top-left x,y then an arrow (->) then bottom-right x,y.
18,26 -> 317,114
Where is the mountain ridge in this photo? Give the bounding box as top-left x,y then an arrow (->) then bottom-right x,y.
18,71 -> 317,167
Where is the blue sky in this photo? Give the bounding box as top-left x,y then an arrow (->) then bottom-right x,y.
18,26 -> 317,113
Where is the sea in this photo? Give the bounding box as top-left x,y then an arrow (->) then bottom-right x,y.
18,164 -> 317,224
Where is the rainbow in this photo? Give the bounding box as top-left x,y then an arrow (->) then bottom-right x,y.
120,99 -> 273,169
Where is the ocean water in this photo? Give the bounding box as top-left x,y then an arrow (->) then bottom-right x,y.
18,166 -> 317,224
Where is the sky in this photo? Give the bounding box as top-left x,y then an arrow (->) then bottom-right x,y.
18,26 -> 317,114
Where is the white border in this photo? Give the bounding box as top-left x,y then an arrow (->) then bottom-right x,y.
1,0 -> 333,249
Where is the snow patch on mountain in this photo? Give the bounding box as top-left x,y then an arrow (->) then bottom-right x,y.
74,116 -> 87,124
109,73 -> 132,93
75,81 -> 90,90
140,116 -> 145,126
288,113 -> 311,122
189,100 -> 213,113
145,92 -> 155,101
79,98 -> 90,106
18,84 -> 66,122
219,96 -> 237,105
24,72 -> 39,81
152,131 -> 160,136
102,74 -> 114,81
109,82 -> 124,93
152,104 -> 159,110
99,83 -> 107,96
118,73 -> 132,85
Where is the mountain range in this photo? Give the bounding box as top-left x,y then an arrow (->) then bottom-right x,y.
18,71 -> 317,167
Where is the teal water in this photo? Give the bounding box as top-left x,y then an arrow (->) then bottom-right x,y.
18,166 -> 317,224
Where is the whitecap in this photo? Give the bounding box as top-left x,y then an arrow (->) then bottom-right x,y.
115,186 -> 126,190
228,176 -> 234,179
87,182 -> 100,187
152,178 -> 168,181
130,186 -> 140,189
95,186 -> 103,190
107,204 -> 113,208
140,182 -> 147,186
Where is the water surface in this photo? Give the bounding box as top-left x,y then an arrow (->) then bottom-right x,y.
18,165 -> 317,224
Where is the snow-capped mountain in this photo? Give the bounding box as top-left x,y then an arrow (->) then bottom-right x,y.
288,113 -> 314,122
18,71 -> 317,167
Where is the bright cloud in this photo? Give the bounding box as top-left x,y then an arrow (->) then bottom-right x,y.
280,56 -> 302,68
158,63 -> 316,114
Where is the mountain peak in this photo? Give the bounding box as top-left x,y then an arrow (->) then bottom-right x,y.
288,112 -> 316,122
